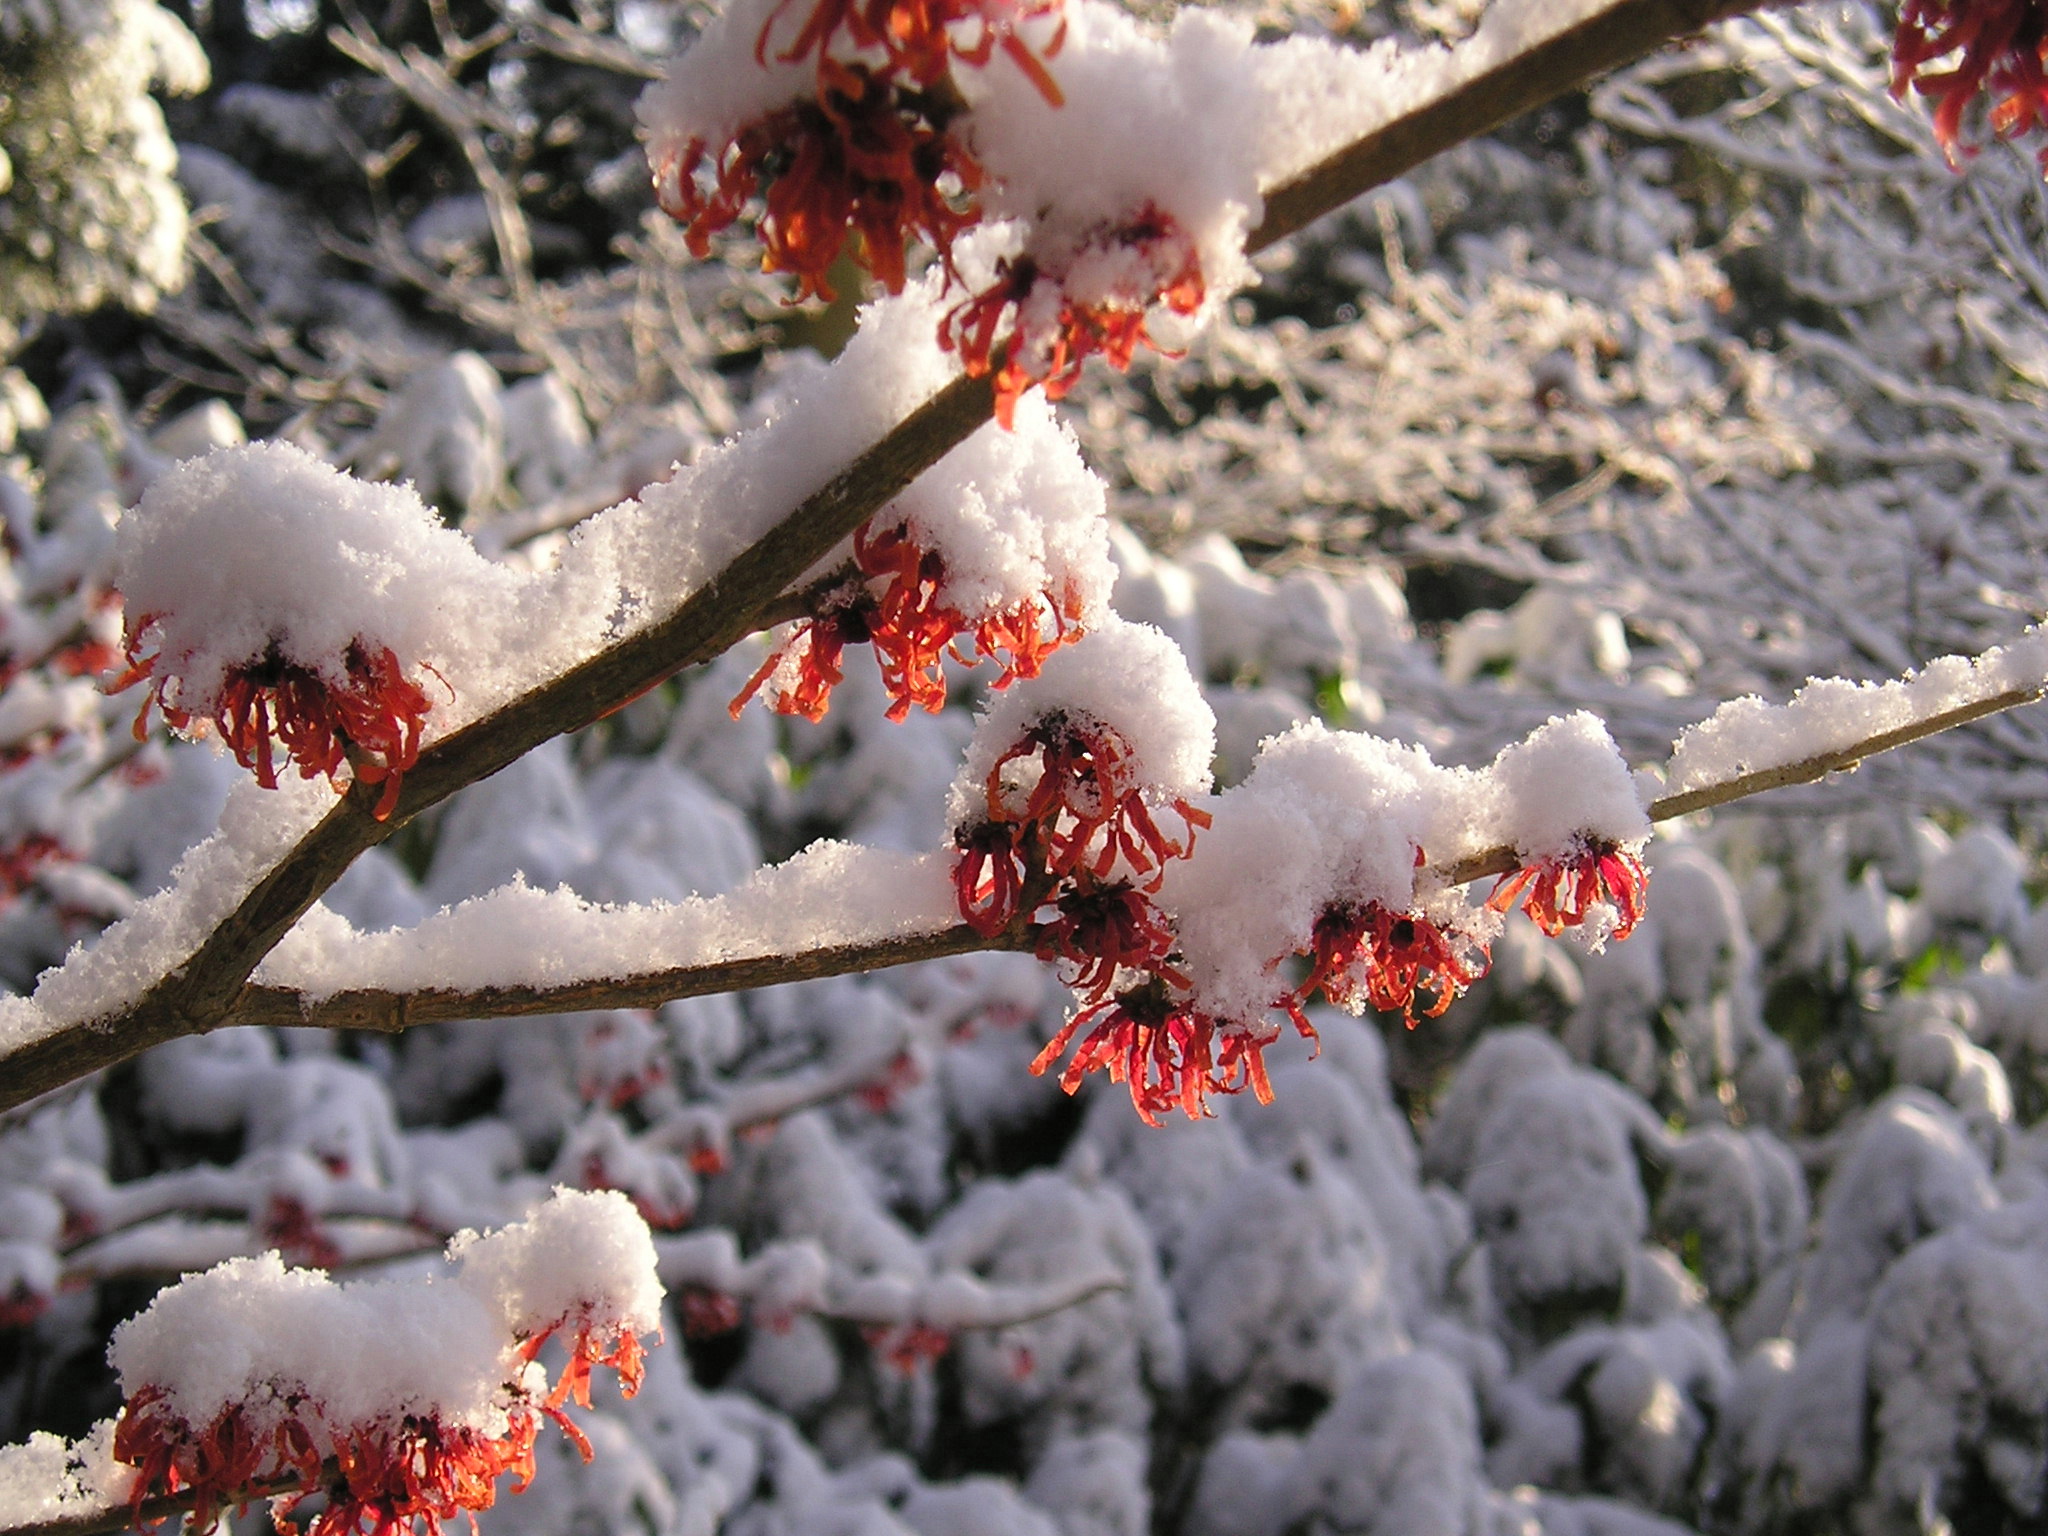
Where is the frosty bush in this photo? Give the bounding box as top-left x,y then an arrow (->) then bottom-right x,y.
0,0 -> 208,353
2,1 -> 2048,1535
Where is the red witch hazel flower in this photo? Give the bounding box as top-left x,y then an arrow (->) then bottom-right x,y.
1032,881 -> 1185,1003
1287,899 -> 1492,1028
112,622 -> 437,822
655,61 -> 982,303
109,1192 -> 662,1536
1892,0 -> 2048,166
864,1321 -> 954,1374
943,203 -> 1207,428
732,519 -> 1088,725
110,443 -> 500,825
1488,834 -> 1648,943
1030,976 -> 1219,1127
982,709 -> 1211,887
679,1287 -> 746,1339
757,0 -> 1068,105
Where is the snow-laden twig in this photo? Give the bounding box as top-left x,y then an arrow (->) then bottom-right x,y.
232,921 -> 1027,1034
207,657 -> 2048,1035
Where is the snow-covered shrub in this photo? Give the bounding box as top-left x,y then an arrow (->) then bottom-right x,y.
0,0 -> 206,352
5,3 -> 2048,1536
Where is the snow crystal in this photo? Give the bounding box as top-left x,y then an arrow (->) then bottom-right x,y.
1665,630 -> 2048,796
260,841 -> 959,1000
1482,711 -> 1650,858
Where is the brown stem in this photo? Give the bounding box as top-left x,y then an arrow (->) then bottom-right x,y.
1247,0 -> 1769,254
0,0 -> 1782,1112
1433,685 -> 2046,886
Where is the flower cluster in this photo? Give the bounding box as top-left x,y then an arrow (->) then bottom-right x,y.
651,0 -> 1226,427
759,0 -> 1066,100
113,1303 -> 648,1536
950,706 -> 1233,1122
112,623 -> 437,821
0,832 -> 68,907
1285,899 -> 1491,1031
519,1313 -> 649,1460
1892,0 -> 2048,166
114,1385 -> 545,1536
732,519 -> 1085,724
942,204 -> 1206,427
654,0 -> 1068,305
863,1321 -> 954,1374
1030,977 -> 1219,1126
956,709 -> 1208,935
654,63 -> 982,303
679,1288 -> 745,1338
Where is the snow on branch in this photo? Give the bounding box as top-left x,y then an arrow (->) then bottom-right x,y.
173,636 -> 2048,1051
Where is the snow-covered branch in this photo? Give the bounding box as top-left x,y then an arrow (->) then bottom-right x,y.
180,642 -> 2045,1040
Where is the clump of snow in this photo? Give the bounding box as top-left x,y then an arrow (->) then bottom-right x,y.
573,277 -> 960,626
1159,721 -> 1477,1023
450,1186 -> 663,1343
0,1421 -> 136,1528
1482,711 -> 1650,859
634,0 -> 812,177
109,1188 -> 660,1431
1665,631 -> 2048,796
116,441 -> 519,713
890,393 -> 1113,629
115,440 -> 621,732
962,3 -> 1268,315
0,771 -> 334,1046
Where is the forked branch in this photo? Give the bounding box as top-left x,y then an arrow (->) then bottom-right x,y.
0,0 -> 1768,1111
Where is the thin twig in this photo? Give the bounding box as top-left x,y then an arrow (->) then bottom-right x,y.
1434,685 -> 2046,885
1247,0 -> 1769,252
3,1475 -> 304,1536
